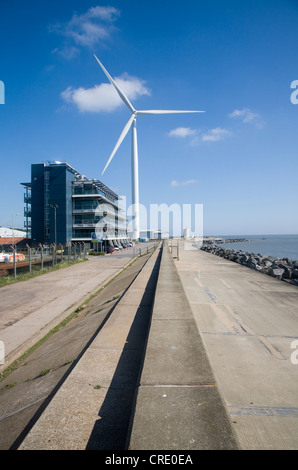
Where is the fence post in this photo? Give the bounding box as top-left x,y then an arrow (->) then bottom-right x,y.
39,243 -> 43,270
13,248 -> 16,278
26,244 -> 32,274
52,244 -> 56,266
10,246 -> 16,279
60,244 -> 63,263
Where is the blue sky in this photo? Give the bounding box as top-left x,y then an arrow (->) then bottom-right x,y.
0,0 -> 298,235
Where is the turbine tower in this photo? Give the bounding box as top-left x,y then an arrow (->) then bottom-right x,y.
94,55 -> 204,240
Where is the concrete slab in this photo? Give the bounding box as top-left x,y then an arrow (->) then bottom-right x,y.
129,385 -> 239,450
140,319 -> 215,386
227,414 -> 298,450
152,291 -> 194,319
128,245 -> 240,450
175,241 -> 298,450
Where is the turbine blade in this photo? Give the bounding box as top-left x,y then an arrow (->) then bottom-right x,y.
102,114 -> 135,175
137,110 -> 205,115
94,54 -> 135,113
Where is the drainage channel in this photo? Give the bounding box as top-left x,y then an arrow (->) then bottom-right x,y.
0,247 -> 162,450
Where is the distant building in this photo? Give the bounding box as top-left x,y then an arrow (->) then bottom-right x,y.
139,229 -> 169,240
21,161 -> 129,249
0,227 -> 26,249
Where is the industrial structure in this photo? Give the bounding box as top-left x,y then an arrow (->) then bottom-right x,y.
94,55 -> 204,241
21,161 -> 129,249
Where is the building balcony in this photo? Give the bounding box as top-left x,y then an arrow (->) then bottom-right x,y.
72,208 -> 97,214
72,193 -> 122,210
71,236 -> 92,241
73,209 -> 127,223
72,223 -> 97,228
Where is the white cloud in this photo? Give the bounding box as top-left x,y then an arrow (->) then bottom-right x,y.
228,107 -> 264,128
61,73 -> 151,112
168,126 -> 231,145
168,127 -> 197,138
50,6 -> 120,57
171,179 -> 197,187
201,127 -> 232,142
52,46 -> 80,60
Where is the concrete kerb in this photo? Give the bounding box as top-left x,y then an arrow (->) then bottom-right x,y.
128,243 -> 241,450
0,248 -> 154,376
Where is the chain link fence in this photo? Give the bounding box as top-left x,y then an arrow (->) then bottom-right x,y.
0,241 -> 160,280
0,243 -> 87,279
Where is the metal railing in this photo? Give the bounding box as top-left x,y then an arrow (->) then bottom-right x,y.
132,241 -> 160,258
168,240 -> 179,260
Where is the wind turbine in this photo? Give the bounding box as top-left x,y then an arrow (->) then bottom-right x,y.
94,54 -> 204,240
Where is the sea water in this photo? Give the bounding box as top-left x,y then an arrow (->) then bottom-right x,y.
215,234 -> 298,260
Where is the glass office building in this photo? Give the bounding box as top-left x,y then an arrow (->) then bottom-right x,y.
22,161 -> 128,248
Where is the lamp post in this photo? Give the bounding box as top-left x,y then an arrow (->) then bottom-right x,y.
49,204 -> 58,245
12,212 -> 20,250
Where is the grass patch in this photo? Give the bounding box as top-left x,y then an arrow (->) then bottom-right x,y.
63,360 -> 73,366
5,381 -> 17,389
104,295 -> 120,304
39,368 -> 52,377
88,251 -> 106,256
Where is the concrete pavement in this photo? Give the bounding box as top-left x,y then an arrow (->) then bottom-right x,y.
0,250 -> 136,374
128,245 -> 240,450
18,245 -> 161,450
4,238 -> 298,450
19,242 -> 241,451
175,240 -> 298,450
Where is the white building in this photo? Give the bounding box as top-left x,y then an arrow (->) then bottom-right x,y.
0,227 -> 26,238
138,229 -> 169,240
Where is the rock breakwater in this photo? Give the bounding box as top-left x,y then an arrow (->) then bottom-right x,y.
200,244 -> 298,286
203,237 -> 249,245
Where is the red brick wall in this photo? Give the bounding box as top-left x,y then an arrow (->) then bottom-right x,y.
0,237 -> 25,245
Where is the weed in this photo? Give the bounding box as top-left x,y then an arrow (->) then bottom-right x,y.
5,381 -> 17,389
39,368 -> 52,376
